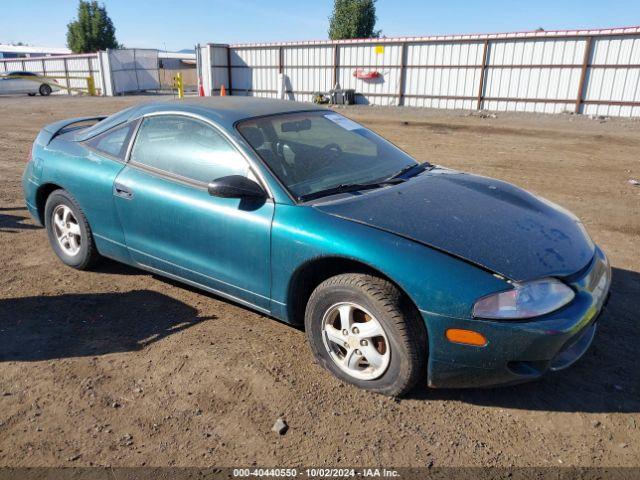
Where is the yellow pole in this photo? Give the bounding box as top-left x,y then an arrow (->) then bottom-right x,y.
86,76 -> 96,96
176,72 -> 184,99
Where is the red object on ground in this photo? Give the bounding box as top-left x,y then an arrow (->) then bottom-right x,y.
198,78 -> 205,97
220,84 -> 226,96
353,68 -> 381,79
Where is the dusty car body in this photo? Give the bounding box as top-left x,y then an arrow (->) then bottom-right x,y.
23,98 -> 611,395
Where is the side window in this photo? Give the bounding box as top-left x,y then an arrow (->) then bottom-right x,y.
130,115 -> 248,184
87,123 -> 136,160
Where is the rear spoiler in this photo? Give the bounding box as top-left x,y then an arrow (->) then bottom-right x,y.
39,116 -> 107,145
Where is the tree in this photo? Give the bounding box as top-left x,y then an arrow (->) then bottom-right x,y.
66,1 -> 120,53
328,0 -> 381,40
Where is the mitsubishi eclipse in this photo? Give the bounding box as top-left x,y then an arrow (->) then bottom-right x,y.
23,97 -> 611,396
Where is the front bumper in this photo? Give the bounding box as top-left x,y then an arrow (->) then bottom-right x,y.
424,246 -> 611,388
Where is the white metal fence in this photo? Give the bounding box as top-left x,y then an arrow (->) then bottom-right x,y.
0,49 -> 161,96
0,53 -> 102,95
99,48 -> 160,95
198,26 -> 640,117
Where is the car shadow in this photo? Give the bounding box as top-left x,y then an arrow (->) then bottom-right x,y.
0,207 -> 40,233
0,290 -> 215,362
409,266 -> 640,413
95,258 -> 145,276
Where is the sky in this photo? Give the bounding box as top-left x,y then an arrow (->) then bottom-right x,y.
1,0 -> 639,51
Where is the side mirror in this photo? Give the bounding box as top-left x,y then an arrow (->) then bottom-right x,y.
207,175 -> 266,199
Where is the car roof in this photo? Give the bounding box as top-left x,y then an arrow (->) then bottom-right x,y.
133,97 -> 327,128
75,97 -> 328,141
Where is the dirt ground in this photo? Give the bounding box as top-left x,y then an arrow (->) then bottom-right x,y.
0,95 -> 639,468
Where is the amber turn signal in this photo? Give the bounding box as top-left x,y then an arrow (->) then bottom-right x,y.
445,329 -> 487,347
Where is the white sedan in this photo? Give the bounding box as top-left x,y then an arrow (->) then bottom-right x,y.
0,71 -> 60,96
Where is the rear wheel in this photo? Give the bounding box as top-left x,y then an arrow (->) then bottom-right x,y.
39,84 -> 52,96
44,190 -> 99,269
305,273 -> 427,396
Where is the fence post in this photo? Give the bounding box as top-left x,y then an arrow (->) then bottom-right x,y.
397,42 -> 407,106
575,36 -> 593,114
226,46 -> 233,95
132,49 -> 140,92
476,40 -> 489,110
63,58 -> 71,96
332,44 -> 339,89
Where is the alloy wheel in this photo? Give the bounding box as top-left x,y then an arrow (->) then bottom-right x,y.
52,204 -> 82,256
321,302 -> 391,380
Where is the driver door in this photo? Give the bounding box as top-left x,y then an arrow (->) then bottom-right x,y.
113,114 -> 274,311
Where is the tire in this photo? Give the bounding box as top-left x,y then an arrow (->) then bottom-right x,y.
28,93 -> 36,96
44,190 -> 100,270
39,84 -> 52,96
305,273 -> 427,396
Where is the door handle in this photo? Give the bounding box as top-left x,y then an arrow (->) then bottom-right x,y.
114,182 -> 134,199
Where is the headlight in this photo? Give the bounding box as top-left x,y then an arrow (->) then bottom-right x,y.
473,278 -> 575,320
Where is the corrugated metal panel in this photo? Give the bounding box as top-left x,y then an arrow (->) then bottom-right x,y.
482,39 -> 585,113
231,25 -> 640,47
199,28 -> 640,116
211,67 -> 228,88
199,45 -> 212,94
283,45 -> 333,100
284,45 -> 333,66
211,47 -> 228,66
231,47 -> 279,97
231,67 -> 280,95
583,36 -> 640,116
337,43 -> 401,105
407,41 -> 484,66
404,41 -> 483,109
285,66 -> 333,95
107,49 -> 159,94
0,53 -> 102,95
405,67 -> 479,96
207,44 -> 229,93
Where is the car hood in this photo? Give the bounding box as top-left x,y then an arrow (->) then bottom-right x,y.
314,168 -> 595,282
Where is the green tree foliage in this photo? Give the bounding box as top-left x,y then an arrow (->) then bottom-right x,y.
328,0 -> 381,40
66,1 -> 120,53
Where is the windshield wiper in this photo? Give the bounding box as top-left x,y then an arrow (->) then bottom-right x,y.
297,163 -> 431,202
386,162 -> 430,181
298,179 -> 402,202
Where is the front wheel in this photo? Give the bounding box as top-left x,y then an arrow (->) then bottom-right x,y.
44,190 -> 100,269
305,273 -> 428,396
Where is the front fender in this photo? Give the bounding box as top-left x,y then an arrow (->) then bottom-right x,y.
270,204 -> 508,322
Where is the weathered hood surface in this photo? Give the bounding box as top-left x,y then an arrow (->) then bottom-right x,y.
315,169 -> 595,281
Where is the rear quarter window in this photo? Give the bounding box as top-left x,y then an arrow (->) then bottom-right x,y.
86,122 -> 137,160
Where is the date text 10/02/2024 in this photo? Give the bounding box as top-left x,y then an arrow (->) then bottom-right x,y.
232,468 -> 401,478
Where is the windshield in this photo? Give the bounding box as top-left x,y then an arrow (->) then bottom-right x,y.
237,111 -> 423,200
